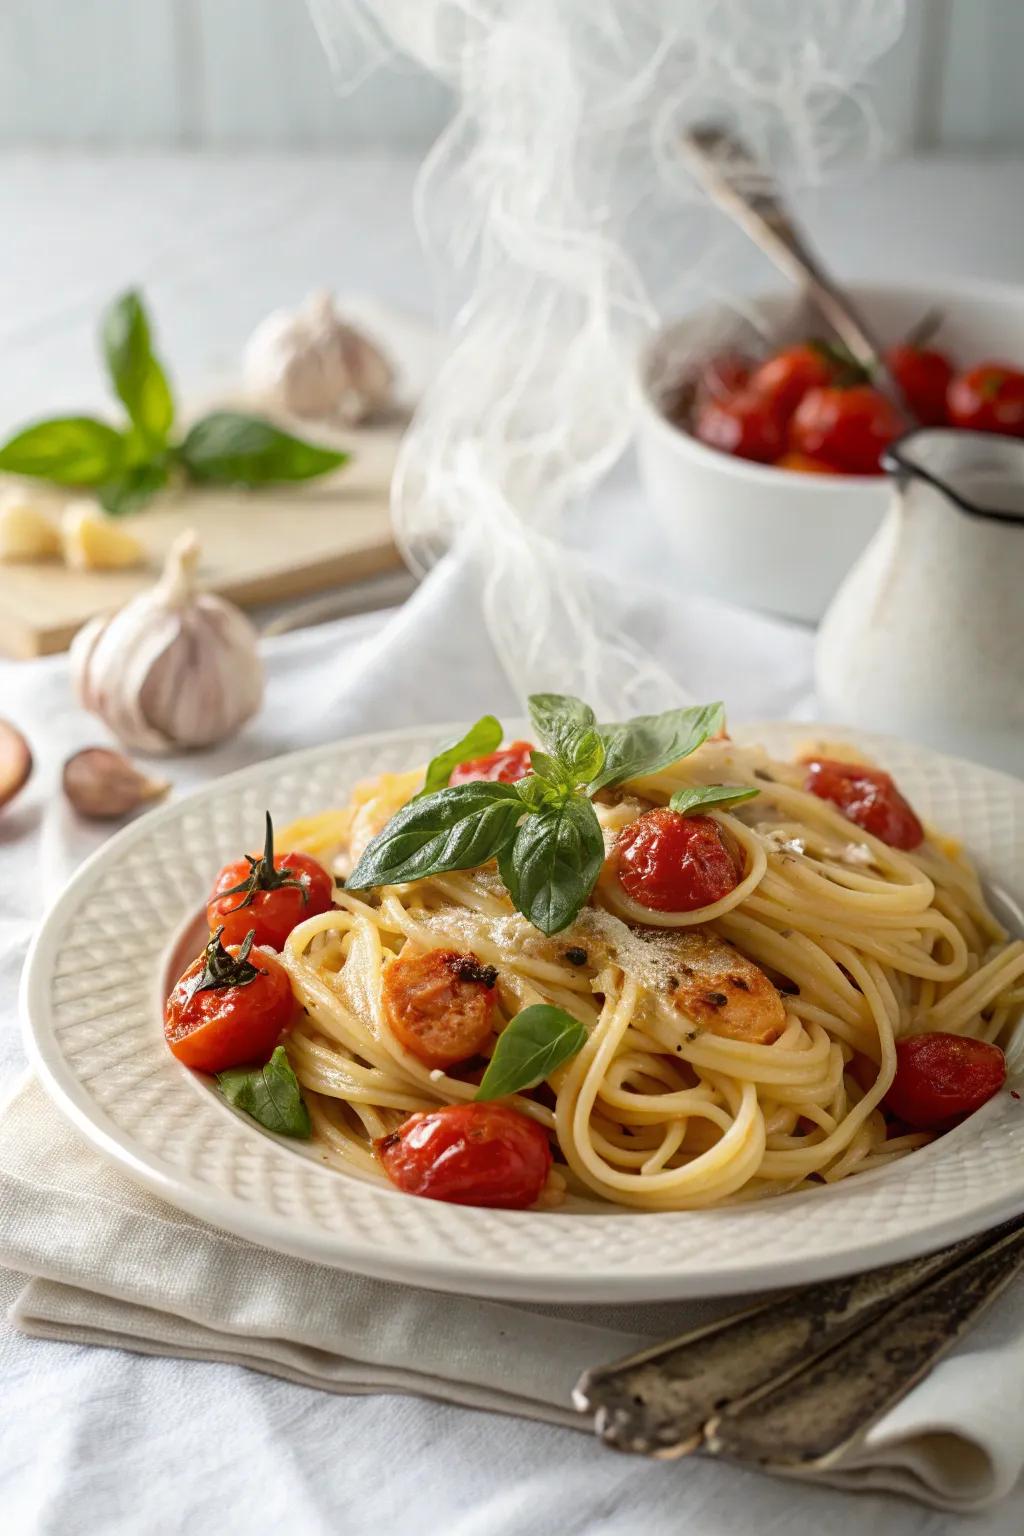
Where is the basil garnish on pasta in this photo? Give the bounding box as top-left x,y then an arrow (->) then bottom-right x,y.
498,795 -> 604,936
346,781 -> 523,889
669,784 -> 760,816
417,714 -> 503,798
476,1004 -> 588,1101
345,694 -> 728,935
217,1046 -> 311,1138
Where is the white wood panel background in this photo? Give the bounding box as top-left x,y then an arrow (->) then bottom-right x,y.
0,0 -> 1019,151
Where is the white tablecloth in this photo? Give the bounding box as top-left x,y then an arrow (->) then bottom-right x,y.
3,150 -> 1024,1536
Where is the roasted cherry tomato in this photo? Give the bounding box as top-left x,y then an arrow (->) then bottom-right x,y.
207,811 -> 333,951
382,947 -> 498,1068
695,389 -> 784,464
749,343 -> 835,423
616,808 -> 742,913
886,342 -> 955,427
947,362 -> 1024,436
449,741 -> 533,786
790,384 -> 906,474
377,1102 -> 552,1208
164,927 -> 294,1073
694,351 -> 753,409
884,1032 -> 1006,1130
774,451 -> 840,475
803,758 -> 924,851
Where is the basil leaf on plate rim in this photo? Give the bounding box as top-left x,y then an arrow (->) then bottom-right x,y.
476,1004 -> 588,1101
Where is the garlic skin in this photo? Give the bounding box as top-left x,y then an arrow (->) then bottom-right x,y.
244,291 -> 394,426
70,532 -> 264,754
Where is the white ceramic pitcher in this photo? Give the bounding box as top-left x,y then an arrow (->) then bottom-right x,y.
815,429 -> 1024,775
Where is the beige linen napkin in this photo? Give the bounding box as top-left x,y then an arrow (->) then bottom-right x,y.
3,1075 -> 1024,1513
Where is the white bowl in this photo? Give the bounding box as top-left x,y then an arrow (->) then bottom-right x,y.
635,279 -> 1024,623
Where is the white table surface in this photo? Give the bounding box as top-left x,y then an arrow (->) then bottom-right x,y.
3,150 -> 1024,1536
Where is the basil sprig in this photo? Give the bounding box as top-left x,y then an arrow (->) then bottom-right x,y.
669,784 -> 760,816
498,795 -> 604,936
416,715 -> 503,798
476,1004 -> 587,1101
217,1045 -> 311,1139
0,288 -> 348,515
347,781 -> 524,889
346,693 -> 727,936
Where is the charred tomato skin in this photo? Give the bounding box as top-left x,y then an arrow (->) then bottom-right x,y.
377,1102 -> 553,1208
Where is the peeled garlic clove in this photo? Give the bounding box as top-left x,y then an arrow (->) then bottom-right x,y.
62,500 -> 146,571
0,490 -> 62,562
244,290 -> 394,426
0,719 -> 33,810
63,747 -> 169,820
70,531 -> 264,754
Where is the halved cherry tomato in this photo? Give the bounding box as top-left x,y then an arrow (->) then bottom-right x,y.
803,758 -> 924,850
695,389 -> 784,463
207,812 -> 333,951
382,947 -> 498,1068
164,928 -> 294,1073
749,343 -> 835,423
616,809 -> 742,913
947,362 -> 1024,436
885,1032 -> 1006,1130
449,741 -> 533,786
790,385 -> 906,474
377,1102 -> 552,1208
886,342 -> 954,427
774,451 -> 840,475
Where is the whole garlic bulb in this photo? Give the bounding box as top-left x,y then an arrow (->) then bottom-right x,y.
244,290 -> 394,426
70,533 -> 263,754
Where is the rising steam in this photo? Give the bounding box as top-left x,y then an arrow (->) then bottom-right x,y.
310,0 -> 905,715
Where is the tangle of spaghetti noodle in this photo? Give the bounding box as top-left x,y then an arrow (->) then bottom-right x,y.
276,735 -> 1024,1210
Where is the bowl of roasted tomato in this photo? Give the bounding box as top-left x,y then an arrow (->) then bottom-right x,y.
636,279 -> 1024,622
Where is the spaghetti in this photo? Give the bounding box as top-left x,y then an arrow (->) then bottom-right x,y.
274,733 -> 1024,1211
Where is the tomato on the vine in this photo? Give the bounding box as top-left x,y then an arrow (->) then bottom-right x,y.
164,928 -> 295,1073
207,812 -> 333,951
947,362 -> 1024,436
695,390 -> 784,464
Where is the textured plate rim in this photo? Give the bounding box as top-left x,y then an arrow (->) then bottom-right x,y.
19,721 -> 1024,1303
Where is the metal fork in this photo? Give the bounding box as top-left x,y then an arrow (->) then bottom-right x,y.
574,1214 -> 1024,1472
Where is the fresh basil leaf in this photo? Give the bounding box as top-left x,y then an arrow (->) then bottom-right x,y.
98,457 -> 169,516
475,1004 -> 588,1101
529,749 -> 574,790
528,693 -> 596,752
499,793 -> 604,936
0,416 -> 125,486
417,715 -> 504,798
178,411 -> 349,487
669,784 -> 760,816
101,289 -> 175,449
564,725 -> 605,784
217,1046 -> 311,1138
591,701 -> 725,792
346,781 -> 522,890
514,774 -> 556,811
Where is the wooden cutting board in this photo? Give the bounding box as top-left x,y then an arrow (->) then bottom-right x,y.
0,419 -> 406,659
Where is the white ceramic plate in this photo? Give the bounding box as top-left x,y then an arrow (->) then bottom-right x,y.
21,722 -> 1024,1303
